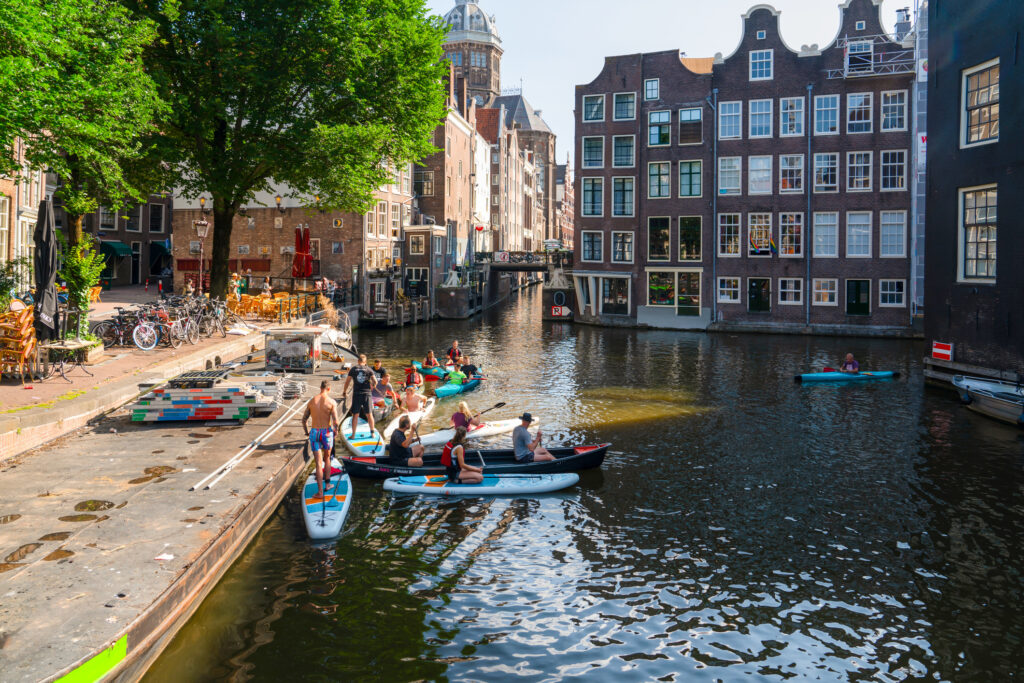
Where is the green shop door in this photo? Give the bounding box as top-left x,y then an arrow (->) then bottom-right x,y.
846,279 -> 870,315
748,278 -> 771,312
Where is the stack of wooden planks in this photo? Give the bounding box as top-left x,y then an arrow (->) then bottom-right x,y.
131,380 -> 277,423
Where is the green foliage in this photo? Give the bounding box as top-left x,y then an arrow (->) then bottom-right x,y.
0,257 -> 32,311
58,238 -> 106,337
128,0 -> 449,296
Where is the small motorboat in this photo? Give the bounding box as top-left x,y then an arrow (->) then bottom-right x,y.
952,375 -> 1024,426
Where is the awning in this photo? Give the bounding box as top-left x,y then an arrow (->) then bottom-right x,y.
149,241 -> 170,260
100,240 -> 132,258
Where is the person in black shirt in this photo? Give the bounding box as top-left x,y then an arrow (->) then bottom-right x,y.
343,354 -> 378,439
388,415 -> 423,466
460,355 -> 479,377
371,359 -> 387,379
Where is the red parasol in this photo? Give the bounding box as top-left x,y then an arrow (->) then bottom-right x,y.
291,226 -> 303,278
302,225 -> 313,277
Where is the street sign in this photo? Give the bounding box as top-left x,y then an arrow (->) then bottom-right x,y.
932,341 -> 953,361
496,251 -> 510,262
550,305 -> 572,317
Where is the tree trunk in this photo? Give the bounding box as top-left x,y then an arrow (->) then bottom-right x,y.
208,197 -> 235,298
66,212 -> 84,246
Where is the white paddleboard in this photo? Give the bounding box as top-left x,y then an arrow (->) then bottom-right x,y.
301,458 -> 352,540
382,396 -> 436,440
339,415 -> 387,458
383,472 -> 579,496
415,418 -> 525,448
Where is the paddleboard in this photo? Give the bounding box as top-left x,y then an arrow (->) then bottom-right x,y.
339,415 -> 387,457
383,472 -> 579,496
382,396 -> 436,440
416,418 -> 524,448
301,459 -> 351,540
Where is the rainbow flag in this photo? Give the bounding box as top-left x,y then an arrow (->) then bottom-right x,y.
769,238 -> 778,255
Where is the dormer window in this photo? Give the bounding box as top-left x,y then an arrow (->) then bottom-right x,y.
757,30 -> 766,40
856,20 -> 866,31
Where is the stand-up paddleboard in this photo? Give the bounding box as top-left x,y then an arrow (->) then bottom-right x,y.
301,459 -> 351,540
414,418 -> 524,449
383,472 -> 579,496
382,396 -> 436,440
339,415 -> 387,457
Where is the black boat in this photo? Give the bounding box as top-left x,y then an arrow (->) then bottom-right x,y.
341,443 -> 611,479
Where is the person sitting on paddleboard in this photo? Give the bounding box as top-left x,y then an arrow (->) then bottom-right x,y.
442,426 -> 483,484
373,372 -> 400,409
423,350 -> 440,368
446,340 -> 461,364
403,385 -> 424,412
388,415 -> 424,467
446,363 -> 468,385
512,413 -> 554,463
839,353 -> 860,374
460,356 -> 479,378
450,401 -> 481,429
342,354 -> 377,439
302,380 -> 340,499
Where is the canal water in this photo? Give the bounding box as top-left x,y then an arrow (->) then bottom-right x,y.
145,287 -> 1023,681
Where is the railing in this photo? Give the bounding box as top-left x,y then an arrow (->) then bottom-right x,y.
474,251 -> 573,268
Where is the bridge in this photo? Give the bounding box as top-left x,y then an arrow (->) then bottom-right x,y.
474,251 -> 573,272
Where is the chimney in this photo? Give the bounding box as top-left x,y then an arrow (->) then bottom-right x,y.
894,7 -> 911,40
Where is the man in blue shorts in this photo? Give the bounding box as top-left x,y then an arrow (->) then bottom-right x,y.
302,380 -> 340,499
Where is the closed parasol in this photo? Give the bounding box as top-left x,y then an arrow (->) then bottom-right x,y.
291,225 -> 303,278
33,199 -> 59,341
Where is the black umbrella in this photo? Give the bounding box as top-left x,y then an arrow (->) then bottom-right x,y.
33,199 -> 59,342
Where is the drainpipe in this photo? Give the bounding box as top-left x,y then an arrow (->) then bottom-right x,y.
707,87 -> 719,322
805,82 -> 813,326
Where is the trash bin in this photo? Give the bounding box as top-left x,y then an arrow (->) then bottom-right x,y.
100,278 -> 112,291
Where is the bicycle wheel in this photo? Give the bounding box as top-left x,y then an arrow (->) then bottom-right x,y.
94,321 -> 119,348
167,323 -> 183,349
133,323 -> 158,351
198,316 -> 213,337
185,320 -> 200,345
214,318 -> 226,338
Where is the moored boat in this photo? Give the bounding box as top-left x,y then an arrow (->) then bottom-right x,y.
342,443 -> 610,479
952,375 -> 1024,426
795,370 -> 898,382
382,472 -> 580,496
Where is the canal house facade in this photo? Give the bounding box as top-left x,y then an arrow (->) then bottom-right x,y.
572,0 -> 919,333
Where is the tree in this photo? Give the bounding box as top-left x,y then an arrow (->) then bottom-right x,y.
128,0 -> 449,297
0,0 -> 166,243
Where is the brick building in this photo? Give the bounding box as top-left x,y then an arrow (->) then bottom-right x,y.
442,0 -> 502,106
924,0 -> 1023,374
74,197 -> 175,287
0,140 -> 48,287
573,0 -> 919,333
555,159 -> 575,248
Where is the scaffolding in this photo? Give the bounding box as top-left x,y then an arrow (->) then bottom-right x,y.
826,34 -> 915,79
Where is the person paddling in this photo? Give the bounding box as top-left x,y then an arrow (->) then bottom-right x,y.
460,356 -> 480,378
388,415 -> 424,467
839,353 -> 860,374
512,412 -> 554,463
441,426 -> 483,484
302,380 -> 340,499
450,400 -> 481,429
446,363 -> 467,385
423,350 -> 441,368
373,371 -> 400,409
446,340 -> 461,364
342,353 -> 377,439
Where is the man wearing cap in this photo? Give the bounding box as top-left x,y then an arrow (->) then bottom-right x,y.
512,412 -> 553,463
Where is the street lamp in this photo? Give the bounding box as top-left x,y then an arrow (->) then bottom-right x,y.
194,217 -> 210,295
275,195 -> 285,213
198,196 -> 209,214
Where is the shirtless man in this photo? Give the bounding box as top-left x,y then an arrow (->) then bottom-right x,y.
302,380 -> 340,499
403,385 -> 424,412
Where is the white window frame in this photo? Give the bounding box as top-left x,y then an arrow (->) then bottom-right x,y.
148,203 -> 165,233
718,277 -> 741,303
719,101 -> 742,140
813,152 -> 839,193
749,99 -> 773,138
581,177 -> 604,217
846,151 -> 873,192
647,217 -> 672,262
648,161 -> 671,199
580,230 -> 604,263
718,157 -> 742,196
814,94 -> 840,136
750,49 -> 773,81
613,91 -> 637,121
779,212 -> 804,257
748,213 -> 773,258
855,20 -> 866,31
813,212 -> 839,258
611,135 -> 635,168
779,154 -> 804,194
611,176 -> 635,217
881,90 -> 908,132
678,160 -> 702,198
644,79 -> 660,101
960,58 -> 1000,149
581,136 -> 604,169
846,92 -> 873,134
880,150 -> 907,192
648,110 -> 672,147
678,215 -> 702,261
879,279 -> 906,308
756,30 -> 766,40
846,211 -> 873,258
582,94 -> 605,122
957,183 -> 998,283
678,107 -> 703,146
611,230 -> 634,264
780,97 -> 805,137
409,234 -> 425,255
718,213 -> 741,257
749,155 -> 772,195
779,278 -> 803,305
812,278 -> 838,306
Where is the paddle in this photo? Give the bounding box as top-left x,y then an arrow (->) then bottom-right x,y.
476,449 -> 486,469
474,401 -> 506,418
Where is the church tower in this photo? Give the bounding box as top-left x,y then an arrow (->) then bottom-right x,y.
442,0 -> 503,106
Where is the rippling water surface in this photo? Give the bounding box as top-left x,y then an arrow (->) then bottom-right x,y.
146,288 -> 1024,681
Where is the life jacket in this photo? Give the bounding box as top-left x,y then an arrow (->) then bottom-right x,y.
441,440 -> 459,467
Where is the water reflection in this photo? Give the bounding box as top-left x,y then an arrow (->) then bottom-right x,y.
146,288 -> 1024,681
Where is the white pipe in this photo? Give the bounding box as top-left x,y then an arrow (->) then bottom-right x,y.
203,398 -> 308,490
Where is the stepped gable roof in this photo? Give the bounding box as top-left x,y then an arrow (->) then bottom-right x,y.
475,108 -> 501,144
489,94 -> 553,134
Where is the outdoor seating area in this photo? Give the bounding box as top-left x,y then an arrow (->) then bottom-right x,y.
226,292 -> 322,324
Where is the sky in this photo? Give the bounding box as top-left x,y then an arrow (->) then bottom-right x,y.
424,0 -> 912,162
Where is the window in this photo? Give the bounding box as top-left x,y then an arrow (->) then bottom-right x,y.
962,60 -> 999,146
125,206 -> 141,232
881,91 -> 907,131
470,51 -> 487,67
446,52 -> 462,66
582,178 -> 603,216
391,203 -> 400,236
648,217 -> 670,261
612,136 -> 635,167
602,278 -> 630,315
855,20 -> 866,31
719,101 -> 741,139
847,93 -> 873,133
813,212 -> 838,257
719,157 -> 741,195
756,30 -> 766,40
881,150 -> 906,191
748,213 -> 772,256
779,213 -> 803,256
647,271 -> 675,306
749,100 -> 772,138
614,92 -> 636,120
959,185 -> 997,280
645,79 -> 660,100
847,41 -> 873,73
582,137 -> 604,168
148,204 -> 164,233
749,156 -> 772,195
879,280 -> 906,307
679,161 -> 701,197
847,152 -> 872,191
491,173 -> 498,185
814,153 -> 838,193
679,217 -> 701,260
779,278 -> 803,305
750,49 -> 773,80
718,214 -> 740,256
648,162 -> 671,198
492,195 -> 499,205
846,212 -> 872,257
582,95 -> 605,122
779,155 -> 804,193
377,201 -> 387,236
678,108 -> 702,145
409,235 -> 424,254
814,95 -> 839,135
780,97 -> 804,136
612,178 -> 634,216
648,111 -> 671,146
612,231 -> 634,263
99,206 -> 116,228
718,277 -> 740,303
365,210 -> 373,235
813,278 -> 838,305
0,196 -> 8,262
581,231 -> 603,261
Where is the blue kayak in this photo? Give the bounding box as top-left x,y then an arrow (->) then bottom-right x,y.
411,360 -> 448,380
383,472 -> 579,496
434,377 -> 481,398
795,370 -> 898,382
